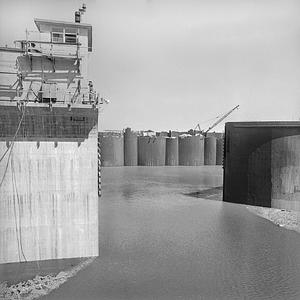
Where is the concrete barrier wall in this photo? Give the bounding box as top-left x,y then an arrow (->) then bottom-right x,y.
138,136 -> 166,166
223,121 -> 300,210
100,135 -> 124,167
165,137 -> 178,166
271,136 -> 300,211
124,128 -> 138,166
216,138 -> 224,165
204,136 -> 216,165
0,129 -> 98,264
178,136 -> 204,166
247,135 -> 300,211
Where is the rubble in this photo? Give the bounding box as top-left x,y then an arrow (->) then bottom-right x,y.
0,257 -> 95,300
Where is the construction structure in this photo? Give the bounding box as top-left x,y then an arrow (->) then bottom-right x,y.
223,122 -> 300,211
194,105 -> 239,137
0,5 -> 101,264
124,128 -> 138,166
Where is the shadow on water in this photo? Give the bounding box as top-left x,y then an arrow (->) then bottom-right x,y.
184,186 -> 223,201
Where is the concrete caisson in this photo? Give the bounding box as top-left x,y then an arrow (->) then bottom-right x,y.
0,106 -> 99,264
204,136 -> 217,165
271,136 -> 300,210
124,128 -> 138,166
223,121 -> 300,210
138,136 -> 166,166
165,137 -> 178,166
216,138 -> 224,165
100,134 -> 124,167
178,136 -> 204,166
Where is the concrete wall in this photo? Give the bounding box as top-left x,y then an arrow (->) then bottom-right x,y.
165,137 -> 179,166
178,136 -> 204,166
124,128 -> 138,166
216,138 -> 224,165
204,136 -> 216,165
100,135 -> 124,167
223,121 -> 300,210
0,105 -> 99,264
138,136 -> 166,166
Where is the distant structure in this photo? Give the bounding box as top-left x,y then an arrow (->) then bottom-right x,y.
193,105 -> 239,137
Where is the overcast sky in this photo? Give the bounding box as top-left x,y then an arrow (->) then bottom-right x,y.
1,0 -> 300,132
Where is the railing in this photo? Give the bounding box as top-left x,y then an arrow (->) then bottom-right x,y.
0,85 -> 99,106
14,40 -> 84,58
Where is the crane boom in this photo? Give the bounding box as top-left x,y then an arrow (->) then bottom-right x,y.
204,105 -> 239,135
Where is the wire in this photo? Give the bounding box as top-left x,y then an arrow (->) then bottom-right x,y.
11,154 -> 27,262
11,159 -> 21,262
0,100 -> 28,262
0,102 -> 27,188
0,147 -> 10,163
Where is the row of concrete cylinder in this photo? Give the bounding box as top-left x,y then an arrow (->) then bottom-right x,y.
99,129 -> 224,167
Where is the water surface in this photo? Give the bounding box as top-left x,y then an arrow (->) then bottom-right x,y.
46,166 -> 300,300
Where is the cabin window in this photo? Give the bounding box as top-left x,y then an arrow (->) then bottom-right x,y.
65,33 -> 77,44
51,27 -> 64,43
65,28 -> 78,44
52,32 -> 64,43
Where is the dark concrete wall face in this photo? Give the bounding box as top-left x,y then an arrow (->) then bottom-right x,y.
247,141 -> 272,207
223,122 -> 300,210
216,138 -> 224,165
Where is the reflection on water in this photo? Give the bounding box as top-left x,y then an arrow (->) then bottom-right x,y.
47,166 -> 300,300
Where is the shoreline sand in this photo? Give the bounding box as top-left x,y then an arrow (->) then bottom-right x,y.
247,205 -> 300,234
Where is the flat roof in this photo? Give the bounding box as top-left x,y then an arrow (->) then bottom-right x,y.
226,121 -> 300,128
34,18 -> 92,31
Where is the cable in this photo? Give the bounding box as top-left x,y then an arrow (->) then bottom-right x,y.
11,157 -> 21,262
0,102 -> 27,189
0,147 -> 10,163
11,154 -> 27,262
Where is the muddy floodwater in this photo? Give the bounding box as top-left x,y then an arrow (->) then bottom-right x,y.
17,167 -> 300,299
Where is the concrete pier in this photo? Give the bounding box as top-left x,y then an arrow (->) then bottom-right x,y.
0,105 -> 99,264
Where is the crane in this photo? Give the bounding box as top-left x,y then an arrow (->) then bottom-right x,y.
194,105 -> 239,137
